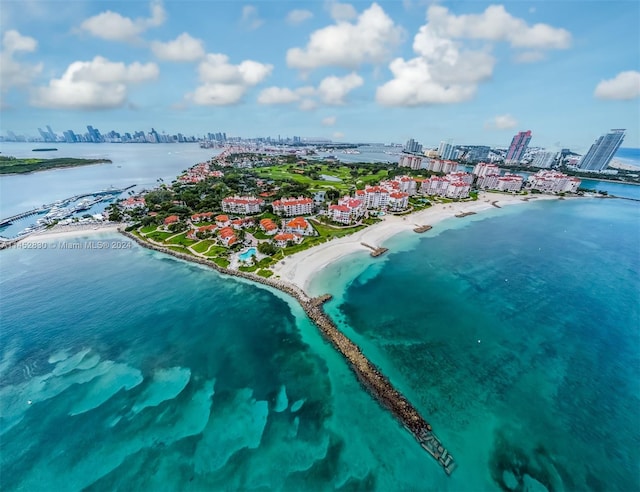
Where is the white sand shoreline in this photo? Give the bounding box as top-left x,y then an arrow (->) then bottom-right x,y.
272,192 -> 562,292
28,222 -> 122,241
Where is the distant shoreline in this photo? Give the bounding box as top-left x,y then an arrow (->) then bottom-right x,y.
0,157 -> 112,176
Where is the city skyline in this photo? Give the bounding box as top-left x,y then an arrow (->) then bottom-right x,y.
1,1 -> 639,151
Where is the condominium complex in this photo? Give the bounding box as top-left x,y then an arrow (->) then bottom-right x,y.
418,172 -> 472,199
398,153 -> 424,169
527,170 -> 581,193
578,129 -> 625,171
272,196 -> 314,216
221,195 -> 265,215
531,151 -> 557,169
329,197 -> 365,225
506,131 -> 532,164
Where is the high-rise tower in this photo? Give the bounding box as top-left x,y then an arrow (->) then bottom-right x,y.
579,129 -> 625,171
505,130 -> 532,163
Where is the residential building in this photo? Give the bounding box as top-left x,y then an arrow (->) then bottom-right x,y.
393,175 -> 417,195
259,218 -> 278,235
164,215 -> 179,226
272,196 -> 314,216
438,141 -> 457,160
419,172 -> 472,199
329,197 -> 364,225
121,197 -> 146,210
218,226 -> 237,246
531,151 -> 557,169
215,214 -> 230,227
527,170 -> 581,193
284,217 -> 315,236
506,130 -> 532,163
362,186 -> 389,209
464,145 -> 491,162
274,233 -> 302,248
496,174 -> 524,192
445,182 -> 470,199
472,162 -> 501,177
404,138 -> 422,154
388,192 -> 409,211
398,153 -> 423,169
476,173 -> 501,189
579,129 -> 625,171
191,212 -> 214,222
221,195 -> 264,215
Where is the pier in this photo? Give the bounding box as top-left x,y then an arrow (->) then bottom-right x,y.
121,230 -> 456,476
455,211 -> 476,218
361,242 -> 388,257
413,224 -> 432,233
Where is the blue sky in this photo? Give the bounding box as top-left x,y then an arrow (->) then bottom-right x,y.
1,0 -> 638,151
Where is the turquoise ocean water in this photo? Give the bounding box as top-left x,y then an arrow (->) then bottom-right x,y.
1,198 -> 639,491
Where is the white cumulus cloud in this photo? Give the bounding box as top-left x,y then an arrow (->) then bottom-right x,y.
286,3 -> 404,71
79,0 -> 166,42
31,56 -> 159,109
485,114 -> 518,130
594,71 -> 640,100
150,33 -> 205,62
257,87 -> 301,104
241,5 -> 264,30
318,72 -> 363,104
377,4 -> 570,107
322,116 -> 337,126
286,9 -> 313,25
328,2 -> 358,21
0,30 -> 43,92
189,53 -> 272,105
427,4 -> 571,50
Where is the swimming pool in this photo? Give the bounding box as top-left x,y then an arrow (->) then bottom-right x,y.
238,247 -> 257,261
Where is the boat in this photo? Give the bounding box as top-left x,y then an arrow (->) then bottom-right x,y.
32,148 -> 58,152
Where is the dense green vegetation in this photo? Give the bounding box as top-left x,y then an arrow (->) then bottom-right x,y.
0,155 -> 112,174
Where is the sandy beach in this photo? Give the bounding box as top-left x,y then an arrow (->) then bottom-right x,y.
272,192 -> 560,291
29,222 -> 122,241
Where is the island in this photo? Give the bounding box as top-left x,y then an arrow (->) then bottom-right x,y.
96,149 -> 582,474
0,155 -> 112,174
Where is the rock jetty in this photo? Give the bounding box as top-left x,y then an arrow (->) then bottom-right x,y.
120,229 -> 456,475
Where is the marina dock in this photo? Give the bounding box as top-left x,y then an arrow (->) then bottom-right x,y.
121,231 -> 456,476
0,186 -> 134,228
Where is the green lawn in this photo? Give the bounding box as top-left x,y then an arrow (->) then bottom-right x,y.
191,239 -> 217,254
140,225 -> 158,234
257,269 -> 274,278
204,246 -> 229,257
166,232 -> 198,247
310,220 -> 366,238
211,257 -> 230,268
252,164 -> 387,193
147,230 -> 174,242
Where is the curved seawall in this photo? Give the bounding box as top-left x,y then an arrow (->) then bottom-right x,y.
120,229 -> 456,475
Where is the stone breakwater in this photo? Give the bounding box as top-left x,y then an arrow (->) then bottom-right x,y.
120,229 -> 456,475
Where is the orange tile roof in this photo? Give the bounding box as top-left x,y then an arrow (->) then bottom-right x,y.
219,227 -> 235,238
274,233 -> 295,241
286,217 -> 309,229
164,215 -> 179,224
215,214 -> 229,222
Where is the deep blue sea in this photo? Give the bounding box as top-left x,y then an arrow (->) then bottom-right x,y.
1,197 -> 638,491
